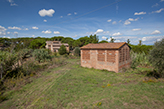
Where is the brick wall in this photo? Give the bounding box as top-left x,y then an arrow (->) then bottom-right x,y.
81,44 -> 131,73
81,49 -> 119,72
118,44 -> 131,69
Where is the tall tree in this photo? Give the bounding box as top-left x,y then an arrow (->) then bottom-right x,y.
138,40 -> 142,46
127,39 -> 130,44
29,39 -> 46,49
110,37 -> 116,43
89,34 -> 99,43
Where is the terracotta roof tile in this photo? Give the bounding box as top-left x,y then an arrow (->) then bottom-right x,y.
81,42 -> 127,50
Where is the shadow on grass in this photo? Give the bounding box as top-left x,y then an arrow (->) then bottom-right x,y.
140,70 -> 161,79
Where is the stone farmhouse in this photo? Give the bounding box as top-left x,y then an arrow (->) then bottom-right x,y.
80,42 -> 131,73
45,41 -> 69,52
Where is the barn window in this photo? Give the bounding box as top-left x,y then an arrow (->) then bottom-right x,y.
82,50 -> 90,60
98,50 -> 105,61
48,45 -> 51,47
107,50 -> 115,63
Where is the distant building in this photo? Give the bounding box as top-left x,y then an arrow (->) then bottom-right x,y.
80,42 -> 131,73
45,41 -> 69,52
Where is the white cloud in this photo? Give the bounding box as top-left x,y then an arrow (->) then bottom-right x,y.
67,13 -> 71,16
72,35 -> 78,38
32,26 -> 38,29
102,36 -> 107,40
60,16 -> 63,18
152,8 -> 164,13
14,31 -> 18,34
151,30 -> 161,35
7,32 -> 10,34
24,28 -> 28,30
142,37 -> 146,41
112,32 -> 122,36
0,25 -> 7,31
95,29 -> 104,34
8,26 -> 21,30
10,3 -> 17,6
44,20 -> 47,22
119,20 -> 122,23
128,17 -> 139,21
132,28 -> 141,31
74,12 -> 77,15
107,19 -> 112,22
112,21 -> 117,24
38,9 -> 55,17
160,0 -> 164,2
124,20 -> 131,25
134,11 -> 146,15
7,0 -> 18,6
86,32 -> 93,35
42,30 -> 52,34
54,31 -> 60,34
3,36 -> 10,39
142,36 -> 164,42
0,32 -> 6,36
103,31 -> 109,34
152,3 -> 159,8
32,35 -> 35,37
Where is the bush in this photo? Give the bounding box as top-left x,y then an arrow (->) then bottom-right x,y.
130,51 -> 150,69
74,47 -> 80,56
58,45 -> 67,55
0,51 -> 17,80
129,44 -> 153,55
33,49 -> 52,63
149,38 -> 164,77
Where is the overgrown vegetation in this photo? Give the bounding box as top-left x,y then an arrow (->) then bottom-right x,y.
58,44 -> 67,55
149,38 -> 164,77
33,49 -> 52,63
0,35 -> 164,107
73,47 -> 80,56
0,58 -> 163,108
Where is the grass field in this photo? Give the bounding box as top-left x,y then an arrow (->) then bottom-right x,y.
0,58 -> 164,109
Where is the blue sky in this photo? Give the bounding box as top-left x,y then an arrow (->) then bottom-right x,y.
0,0 -> 164,45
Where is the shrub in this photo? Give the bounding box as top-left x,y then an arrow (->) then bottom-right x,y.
74,47 -> 80,56
149,38 -> 164,77
130,51 -> 150,69
0,51 -> 17,79
33,49 -> 52,63
58,45 -> 67,55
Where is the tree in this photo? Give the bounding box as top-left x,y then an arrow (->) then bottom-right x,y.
33,49 -> 51,63
61,37 -> 75,50
58,45 -> 67,55
149,38 -> 164,77
110,37 -> 116,43
74,47 -> 81,56
29,39 -> 46,49
89,34 -> 99,43
138,40 -> 142,46
127,39 -> 130,44
99,40 -> 108,43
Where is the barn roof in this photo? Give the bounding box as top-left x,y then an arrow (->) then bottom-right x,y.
81,42 -> 129,50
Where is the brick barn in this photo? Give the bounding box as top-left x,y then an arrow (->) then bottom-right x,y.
80,42 -> 131,73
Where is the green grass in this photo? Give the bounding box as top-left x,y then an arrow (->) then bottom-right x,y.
0,58 -> 164,109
